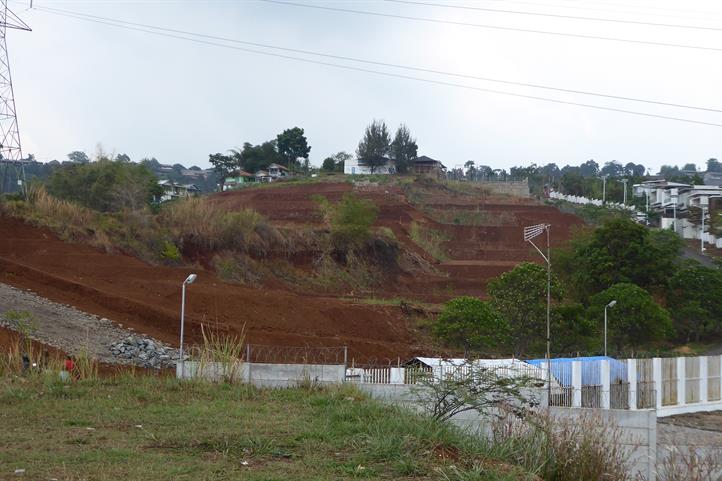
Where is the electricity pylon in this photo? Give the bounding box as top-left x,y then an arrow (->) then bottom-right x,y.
0,0 -> 30,195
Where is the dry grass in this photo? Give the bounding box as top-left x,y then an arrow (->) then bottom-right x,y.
160,197 -> 281,256
409,221 -> 449,261
192,324 -> 246,383
489,411 -> 635,481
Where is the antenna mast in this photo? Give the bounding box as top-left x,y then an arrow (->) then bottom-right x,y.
0,0 -> 30,194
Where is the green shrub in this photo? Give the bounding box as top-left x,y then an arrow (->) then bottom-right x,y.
159,240 -> 181,262
314,192 -> 378,248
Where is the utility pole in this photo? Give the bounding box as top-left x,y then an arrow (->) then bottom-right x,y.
620,178 -> 628,205
524,223 -> 552,406
0,0 -> 31,197
601,175 -> 608,204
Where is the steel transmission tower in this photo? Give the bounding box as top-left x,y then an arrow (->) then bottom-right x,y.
0,0 -> 30,194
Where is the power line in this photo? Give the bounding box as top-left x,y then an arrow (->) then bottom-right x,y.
259,0 -> 722,53
33,5 -> 722,113
384,0 -> 722,32
29,6 -> 722,128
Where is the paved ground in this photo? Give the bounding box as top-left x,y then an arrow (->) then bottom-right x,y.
657,412 -> 722,479
0,282 -> 177,366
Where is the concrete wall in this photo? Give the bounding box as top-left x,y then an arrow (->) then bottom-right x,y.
479,180 -> 530,197
357,383 -> 656,480
177,361 -> 346,388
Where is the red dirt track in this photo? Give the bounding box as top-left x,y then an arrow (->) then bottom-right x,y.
0,181 -> 582,360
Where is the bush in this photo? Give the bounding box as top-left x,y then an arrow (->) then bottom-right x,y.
47,159 -> 160,212
159,240 -> 182,262
314,192 -> 378,248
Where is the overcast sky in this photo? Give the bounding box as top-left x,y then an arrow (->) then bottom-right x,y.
10,0 -> 722,171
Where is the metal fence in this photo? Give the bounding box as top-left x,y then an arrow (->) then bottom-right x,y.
245,344 -> 347,365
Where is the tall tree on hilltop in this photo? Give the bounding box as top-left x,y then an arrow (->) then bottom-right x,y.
209,153 -> 238,191
356,120 -> 391,173
277,127 -> 311,171
390,124 -> 418,174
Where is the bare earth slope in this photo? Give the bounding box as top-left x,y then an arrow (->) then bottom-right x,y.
0,181 -> 582,360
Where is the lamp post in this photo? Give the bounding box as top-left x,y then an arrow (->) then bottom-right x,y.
600,175 -> 608,205
604,300 -> 617,357
620,178 -> 628,205
179,273 -> 197,378
524,223 -> 551,404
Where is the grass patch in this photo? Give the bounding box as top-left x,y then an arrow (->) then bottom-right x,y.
410,221 -> 449,261
0,376 -> 533,480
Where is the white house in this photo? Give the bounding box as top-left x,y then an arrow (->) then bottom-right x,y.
344,157 -> 395,175
267,163 -> 290,179
157,180 -> 200,202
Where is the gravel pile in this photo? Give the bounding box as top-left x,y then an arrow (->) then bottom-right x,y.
110,336 -> 182,369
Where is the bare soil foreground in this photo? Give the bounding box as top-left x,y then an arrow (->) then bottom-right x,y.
0,182 -> 581,360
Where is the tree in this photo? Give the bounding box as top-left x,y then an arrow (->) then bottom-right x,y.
600,161 -> 624,178
465,160 -> 477,180
276,127 -> 311,171
115,153 -> 131,163
208,153 -> 238,191
390,124 -> 418,174
488,262 -> 563,356
682,163 -> 697,172
47,159 -> 159,212
707,158 -> 722,173
67,151 -> 90,164
413,361 -> 538,422
551,303 -> 596,355
321,151 -> 351,173
432,297 -> 510,355
588,283 -> 672,353
579,159 -> 599,177
231,141 -> 282,173
564,217 -> 681,300
668,263 -> 722,341
356,120 -> 391,173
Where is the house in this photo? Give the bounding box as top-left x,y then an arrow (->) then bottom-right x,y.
157,180 -> 200,202
255,170 -> 272,183
412,156 -> 446,177
344,157 -> 395,175
222,170 -> 255,191
267,163 -> 290,179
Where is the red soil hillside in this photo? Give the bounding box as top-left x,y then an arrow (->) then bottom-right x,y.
0,180 -> 582,359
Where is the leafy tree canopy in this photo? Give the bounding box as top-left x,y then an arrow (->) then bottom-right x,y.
588,283 -> 672,353
432,296 -> 510,355
488,262 -> 563,357
390,124 -> 417,174
356,120 -> 391,173
277,127 -> 311,171
67,151 -> 90,164
321,151 -> 351,173
47,159 -> 160,212
668,262 -> 722,342
563,218 -> 681,300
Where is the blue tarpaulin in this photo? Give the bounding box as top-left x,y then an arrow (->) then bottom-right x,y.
527,356 -> 627,386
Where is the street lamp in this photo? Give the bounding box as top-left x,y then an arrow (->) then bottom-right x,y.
523,223 -> 552,403
619,178 -> 628,205
604,300 -> 617,357
601,175 -> 608,205
179,273 -> 197,378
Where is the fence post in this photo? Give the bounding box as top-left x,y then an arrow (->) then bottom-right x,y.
653,357 -> 662,410
246,344 -> 252,383
627,358 -> 637,411
677,357 -> 686,406
601,360 -> 610,409
571,360 -> 582,408
700,356 -> 708,403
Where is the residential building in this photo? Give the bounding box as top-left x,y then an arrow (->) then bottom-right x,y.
344,157 -> 395,175
412,156 -> 446,177
267,163 -> 290,179
222,170 -> 255,191
157,180 -> 200,202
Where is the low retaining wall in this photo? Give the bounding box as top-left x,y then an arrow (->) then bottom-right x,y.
176,361 -> 346,388
357,383 -> 656,480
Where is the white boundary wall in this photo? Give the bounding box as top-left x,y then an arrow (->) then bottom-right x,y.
177,361 -> 346,388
